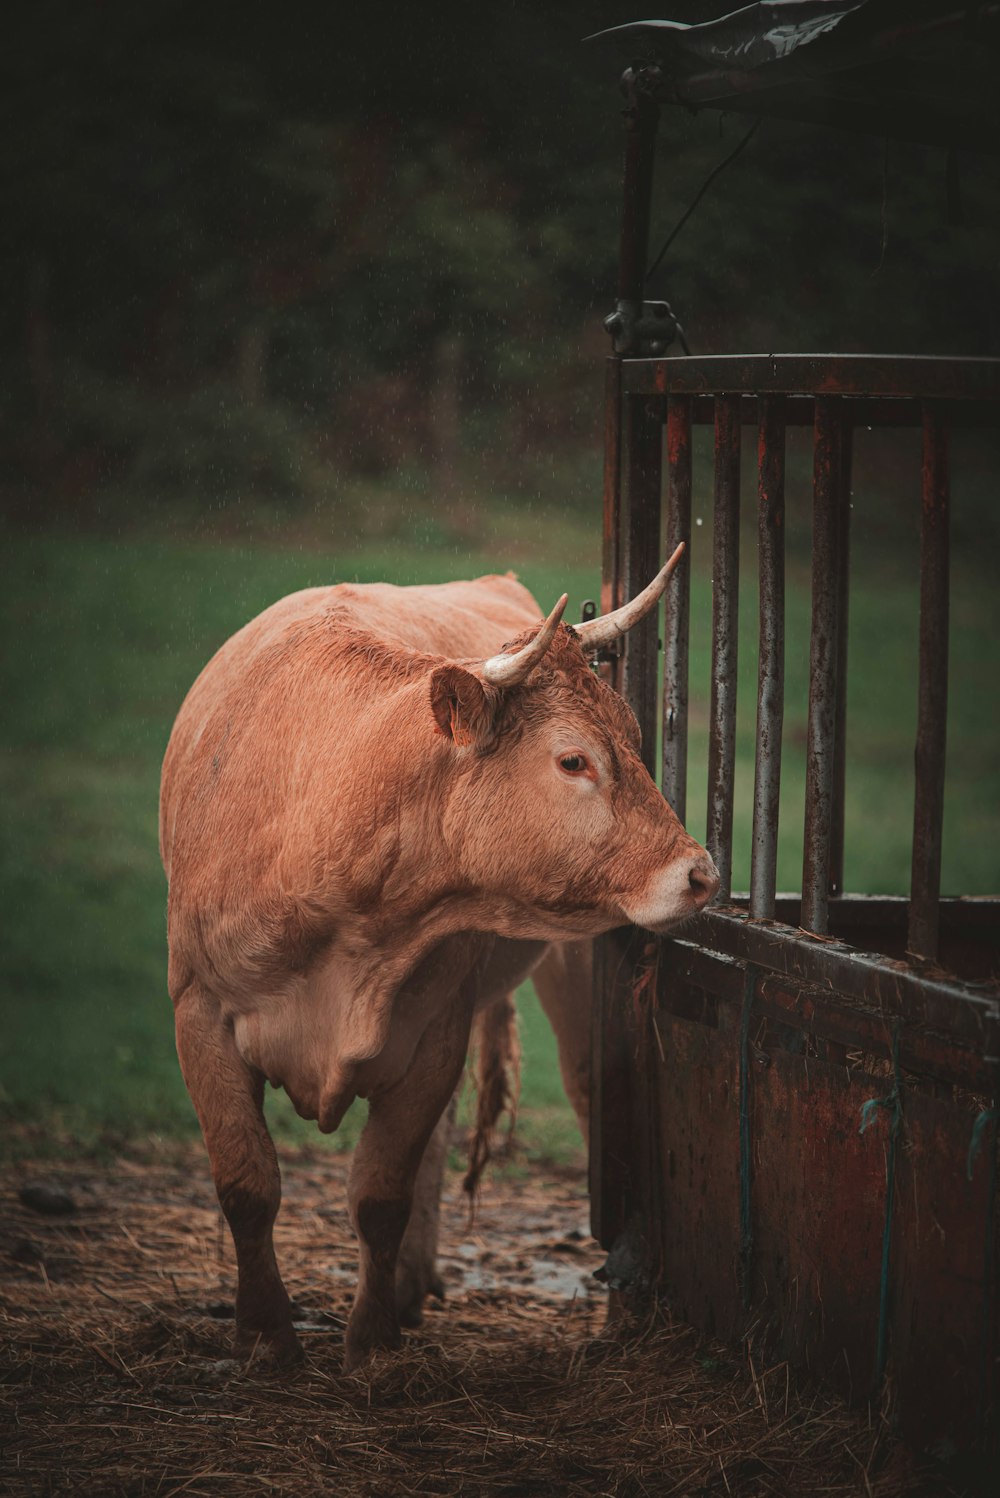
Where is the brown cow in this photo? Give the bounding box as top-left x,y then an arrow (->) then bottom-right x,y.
159,548 -> 718,1370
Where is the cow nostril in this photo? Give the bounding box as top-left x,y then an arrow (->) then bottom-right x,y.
688,859 -> 721,907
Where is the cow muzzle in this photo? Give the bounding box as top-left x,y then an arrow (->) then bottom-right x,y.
620,850 -> 721,933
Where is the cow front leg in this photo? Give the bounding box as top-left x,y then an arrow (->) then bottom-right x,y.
174,987 -> 301,1366
345,1000 -> 472,1371
394,1094 -> 455,1327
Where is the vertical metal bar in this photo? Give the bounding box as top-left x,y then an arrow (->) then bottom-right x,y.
602,357 -> 624,634
749,396 -> 786,919
707,394 -> 741,899
591,77 -> 661,1259
908,403 -> 950,961
621,395 -> 666,772
662,394 -> 692,818
802,397 -> 846,935
830,420 -> 854,897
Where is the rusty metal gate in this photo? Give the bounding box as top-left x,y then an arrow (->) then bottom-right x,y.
589,43 -> 1000,1462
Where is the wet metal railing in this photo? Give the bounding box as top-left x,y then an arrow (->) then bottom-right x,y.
610,352 -> 1000,961
595,351 -> 1000,1455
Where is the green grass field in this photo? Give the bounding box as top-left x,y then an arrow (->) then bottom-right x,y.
2,520 -> 997,1162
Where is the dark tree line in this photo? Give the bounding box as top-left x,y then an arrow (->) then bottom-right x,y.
3,0 -> 997,522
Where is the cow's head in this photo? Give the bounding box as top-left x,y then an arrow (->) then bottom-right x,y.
428,545 -> 720,940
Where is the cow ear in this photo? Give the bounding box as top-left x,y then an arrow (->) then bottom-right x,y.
429,665 -> 499,750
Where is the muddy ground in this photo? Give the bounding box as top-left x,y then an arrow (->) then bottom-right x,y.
0,1146 -> 967,1496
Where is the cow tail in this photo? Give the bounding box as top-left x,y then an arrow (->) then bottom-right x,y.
463,994 -> 521,1200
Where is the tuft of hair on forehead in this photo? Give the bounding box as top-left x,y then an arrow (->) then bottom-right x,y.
493,622 -> 587,672
492,624 -> 642,754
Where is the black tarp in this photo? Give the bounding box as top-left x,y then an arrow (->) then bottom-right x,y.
590,2 -> 1000,151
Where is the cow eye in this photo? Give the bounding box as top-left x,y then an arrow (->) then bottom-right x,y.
559,753 -> 588,774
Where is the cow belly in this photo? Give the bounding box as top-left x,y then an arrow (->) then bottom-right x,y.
231,992 -> 357,1132
226,935 -> 547,1138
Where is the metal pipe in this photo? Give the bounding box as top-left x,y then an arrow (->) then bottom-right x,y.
749,396 -> 786,919
591,72 -> 661,1258
662,394 -> 692,819
615,68 -> 660,347
707,394 -> 741,899
908,403 -> 950,961
802,397 -> 846,934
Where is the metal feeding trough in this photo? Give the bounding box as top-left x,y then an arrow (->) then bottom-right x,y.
587,0 -> 1000,1464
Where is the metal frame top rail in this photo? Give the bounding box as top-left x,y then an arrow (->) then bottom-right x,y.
686,907 -> 1000,1053
621,353 -> 1000,400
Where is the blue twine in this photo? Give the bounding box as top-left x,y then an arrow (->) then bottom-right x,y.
966,1108 -> 998,1443
967,1107 -> 998,1182
738,967 -> 755,1310
858,1025 -> 902,1389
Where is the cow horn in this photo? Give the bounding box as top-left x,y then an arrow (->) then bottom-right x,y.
481,593 -> 569,687
575,542 -> 686,655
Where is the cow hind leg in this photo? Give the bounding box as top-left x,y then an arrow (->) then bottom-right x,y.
174,987 -> 301,1366
394,1095 -> 454,1328
531,939 -> 592,1146
345,999 -> 472,1371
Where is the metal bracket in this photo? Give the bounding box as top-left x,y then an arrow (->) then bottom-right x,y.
604,298 -> 682,357
580,599 -> 620,666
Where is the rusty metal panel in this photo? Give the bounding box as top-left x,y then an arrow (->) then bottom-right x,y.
751,972 -> 996,1098
749,1044 -> 889,1399
652,937 -> 998,1450
908,403 -> 951,962
891,1090 -> 999,1454
749,396 -> 786,919
707,393 -> 741,899
653,986 -> 743,1342
652,947 -> 999,1452
662,394 -> 692,819
591,926 -> 645,1251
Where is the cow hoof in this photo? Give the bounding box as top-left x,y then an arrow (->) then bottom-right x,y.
396,1267 -> 445,1328
344,1309 -> 402,1372
395,1278 -> 428,1328
397,1299 -> 424,1330
343,1329 -> 403,1373
343,1335 -> 399,1373
234,1322 -> 304,1368
342,1341 -> 370,1374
